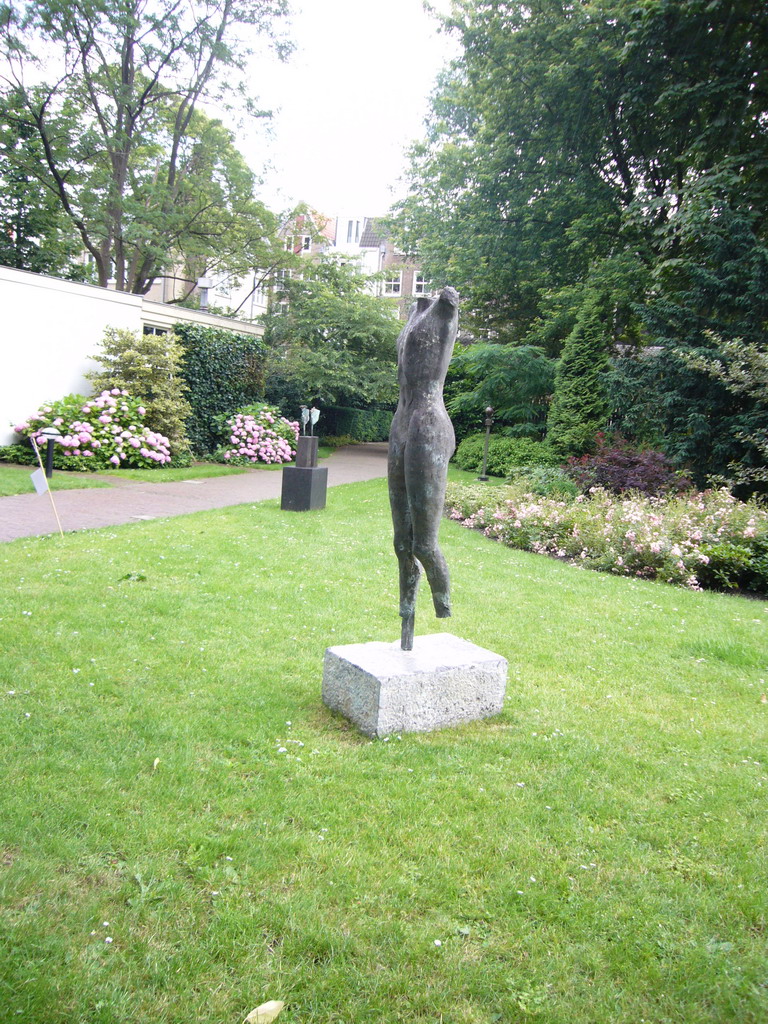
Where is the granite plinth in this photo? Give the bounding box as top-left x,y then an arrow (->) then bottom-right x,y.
295,435 -> 319,468
281,465 -> 328,511
322,633 -> 507,737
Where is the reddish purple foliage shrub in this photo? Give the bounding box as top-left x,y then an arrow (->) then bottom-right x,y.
564,434 -> 692,496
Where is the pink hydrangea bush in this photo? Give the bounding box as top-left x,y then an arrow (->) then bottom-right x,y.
217,404 -> 299,465
446,482 -> 768,593
14,390 -> 172,469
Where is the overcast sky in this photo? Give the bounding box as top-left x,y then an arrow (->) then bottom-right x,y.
242,0 -> 458,219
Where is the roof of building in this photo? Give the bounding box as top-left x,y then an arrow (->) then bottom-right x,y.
359,217 -> 387,248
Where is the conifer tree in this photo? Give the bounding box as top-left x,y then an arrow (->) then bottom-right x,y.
546,294 -> 611,457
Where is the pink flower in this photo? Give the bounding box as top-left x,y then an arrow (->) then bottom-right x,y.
137,406 -> 146,417
110,455 -> 120,466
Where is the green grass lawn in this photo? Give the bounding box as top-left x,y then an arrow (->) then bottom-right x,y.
447,464 -> 506,486
0,464 -> 112,497
1,478 -> 766,1024
1,452 -> 338,494
102,463 -> 254,484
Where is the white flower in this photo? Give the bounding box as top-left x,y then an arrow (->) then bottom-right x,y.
434,939 -> 442,947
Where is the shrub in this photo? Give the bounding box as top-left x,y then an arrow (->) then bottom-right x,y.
321,435 -> 357,449
174,323 -> 268,454
445,482 -> 768,594
507,465 -> 581,499
320,406 -> 393,442
87,327 -> 192,455
12,391 -> 172,469
454,434 -> 561,476
0,442 -> 99,472
212,404 -> 299,465
564,434 -> 692,496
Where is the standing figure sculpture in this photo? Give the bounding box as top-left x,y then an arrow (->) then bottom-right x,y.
388,287 -> 459,651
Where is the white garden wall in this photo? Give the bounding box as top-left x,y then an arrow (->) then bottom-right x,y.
0,266 -> 263,446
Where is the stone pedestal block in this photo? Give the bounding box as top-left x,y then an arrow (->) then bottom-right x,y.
295,435 -> 319,468
281,465 -> 328,511
322,633 -> 507,738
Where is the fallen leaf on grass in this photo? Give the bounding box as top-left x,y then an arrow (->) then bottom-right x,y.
244,1000 -> 285,1024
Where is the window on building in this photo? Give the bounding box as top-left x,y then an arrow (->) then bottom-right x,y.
347,220 -> 354,243
143,325 -> 169,336
302,235 -> 311,251
383,272 -> 403,296
413,273 -> 430,295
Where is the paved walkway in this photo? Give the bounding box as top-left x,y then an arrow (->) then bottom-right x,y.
0,444 -> 389,542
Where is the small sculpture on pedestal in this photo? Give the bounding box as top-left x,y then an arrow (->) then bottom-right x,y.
281,403 -> 327,511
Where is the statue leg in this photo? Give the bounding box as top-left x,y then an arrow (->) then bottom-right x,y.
405,441 -> 452,619
389,441 -> 421,650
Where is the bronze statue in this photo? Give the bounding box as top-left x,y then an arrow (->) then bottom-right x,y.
388,287 -> 459,650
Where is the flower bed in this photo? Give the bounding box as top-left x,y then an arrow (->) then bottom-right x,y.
12,391 -> 172,469
216,404 -> 299,465
446,482 -> 768,594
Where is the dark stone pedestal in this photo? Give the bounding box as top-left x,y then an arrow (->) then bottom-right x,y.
281,465 -> 328,511
296,436 -> 318,467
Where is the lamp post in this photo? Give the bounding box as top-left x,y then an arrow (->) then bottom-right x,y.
477,406 -> 494,481
38,425 -> 62,478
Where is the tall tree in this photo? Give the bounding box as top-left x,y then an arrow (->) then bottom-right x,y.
0,0 -> 290,292
0,111 -> 82,274
263,255 -> 400,409
396,0 -> 768,350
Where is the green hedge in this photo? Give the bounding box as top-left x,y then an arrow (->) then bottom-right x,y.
320,406 -> 392,442
453,434 -> 561,476
174,323 -> 268,454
